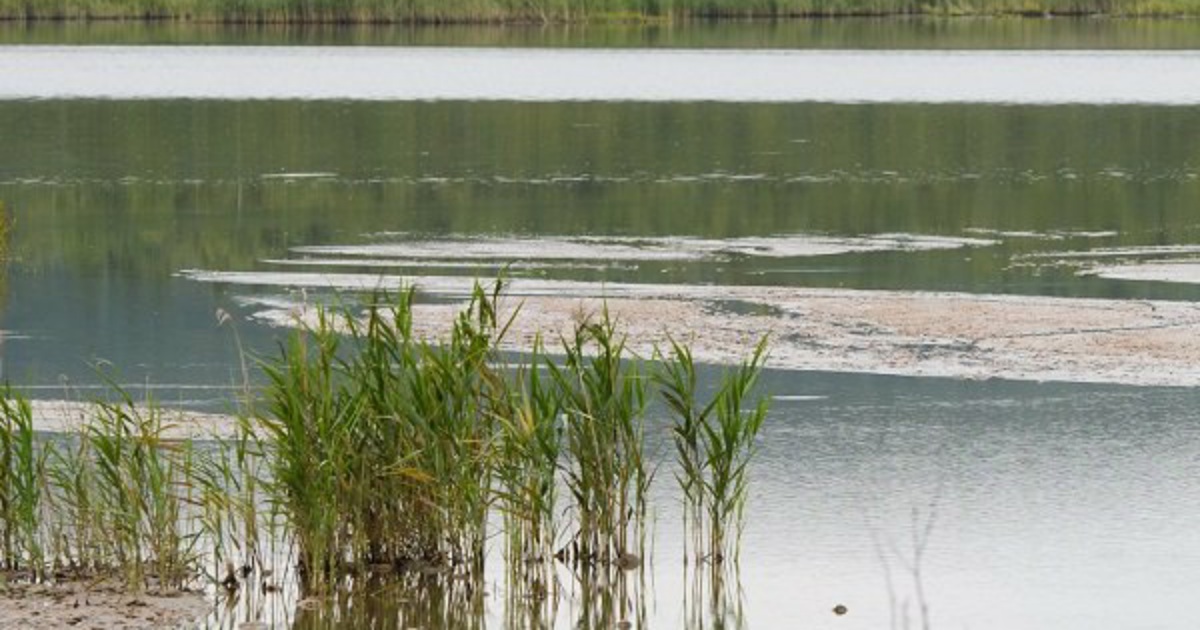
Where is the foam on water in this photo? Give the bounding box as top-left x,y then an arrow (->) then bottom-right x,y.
289,233 -> 993,263
262,257 -> 622,271
1027,245 -> 1200,260
1083,261 -> 1200,284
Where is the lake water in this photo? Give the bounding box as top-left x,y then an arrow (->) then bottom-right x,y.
3,21 -> 1200,629
7,47 -> 1200,103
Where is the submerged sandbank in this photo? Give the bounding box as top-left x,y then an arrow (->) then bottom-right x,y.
184,270 -> 1200,387
290,233 -> 994,262
28,399 -> 241,438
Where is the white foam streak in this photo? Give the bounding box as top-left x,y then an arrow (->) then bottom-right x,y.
263,257 -> 620,271
290,233 -> 993,264
1084,262 -> 1200,284
1029,245 -> 1200,260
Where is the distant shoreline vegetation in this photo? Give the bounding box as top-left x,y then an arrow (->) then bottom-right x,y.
1,1 -> 1200,23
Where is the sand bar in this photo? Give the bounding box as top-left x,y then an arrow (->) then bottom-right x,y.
290,233 -> 992,263
200,272 -> 1200,387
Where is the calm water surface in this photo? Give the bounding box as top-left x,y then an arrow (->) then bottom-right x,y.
2,24 -> 1200,628
5,46 -> 1200,103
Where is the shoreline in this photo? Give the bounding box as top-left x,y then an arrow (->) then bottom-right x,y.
0,578 -> 209,630
3,10 -> 1200,25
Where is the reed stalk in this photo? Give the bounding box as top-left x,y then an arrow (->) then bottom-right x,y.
87,389 -> 199,591
258,281 -> 514,590
0,390 -> 46,578
549,308 -> 652,567
656,336 -> 768,564
1,385 -> 201,591
495,339 -> 562,565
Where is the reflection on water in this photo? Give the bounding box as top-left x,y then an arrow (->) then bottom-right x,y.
6,18 -> 1200,49
6,47 -> 1200,104
290,573 -> 487,630
742,372 -> 1200,629
193,371 -> 1200,629
209,542 -> 749,630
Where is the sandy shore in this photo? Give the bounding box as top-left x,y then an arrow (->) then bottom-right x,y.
0,578 -> 208,629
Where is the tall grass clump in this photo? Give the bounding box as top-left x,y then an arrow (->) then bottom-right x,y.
83,391 -> 200,591
258,306 -> 352,589
0,386 -> 201,592
549,308 -> 652,567
192,414 -> 269,584
494,338 -> 562,582
0,391 -> 47,578
259,282 -> 513,590
656,336 -> 769,564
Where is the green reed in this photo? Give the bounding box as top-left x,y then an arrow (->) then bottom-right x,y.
192,414 -> 268,584
43,419 -> 110,578
259,283 -> 512,590
494,339 -> 562,574
258,306 -> 351,588
657,336 -> 768,564
85,391 -> 200,591
549,308 -> 652,567
0,391 -> 46,577
0,385 -> 201,592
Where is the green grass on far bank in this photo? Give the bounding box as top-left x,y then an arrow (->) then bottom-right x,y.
1,0 -> 1200,23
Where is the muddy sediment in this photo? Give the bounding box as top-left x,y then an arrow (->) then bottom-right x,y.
0,578 -> 208,630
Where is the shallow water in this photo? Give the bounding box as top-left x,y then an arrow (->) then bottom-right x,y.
3,25 -> 1200,628
197,371 -> 1200,629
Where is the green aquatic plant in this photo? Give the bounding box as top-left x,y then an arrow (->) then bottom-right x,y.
45,423 -> 97,575
0,384 -> 201,591
0,390 -> 47,577
494,338 -> 563,574
86,388 -> 199,591
192,413 -> 268,584
549,307 -> 652,567
258,282 -> 514,590
258,306 -> 352,589
656,336 -> 769,564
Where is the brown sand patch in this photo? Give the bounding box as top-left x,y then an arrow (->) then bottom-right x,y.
0,577 -> 208,629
